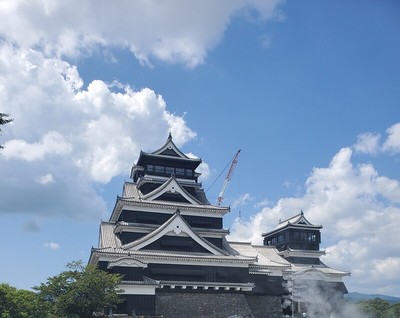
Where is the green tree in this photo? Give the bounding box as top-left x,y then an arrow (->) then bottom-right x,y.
385,303 -> 400,318
34,261 -> 122,318
0,283 -> 49,318
358,298 -> 391,318
0,113 -> 12,149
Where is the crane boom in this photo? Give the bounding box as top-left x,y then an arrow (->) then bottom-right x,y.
216,149 -> 241,205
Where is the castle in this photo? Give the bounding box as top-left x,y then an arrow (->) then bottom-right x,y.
89,134 -> 349,317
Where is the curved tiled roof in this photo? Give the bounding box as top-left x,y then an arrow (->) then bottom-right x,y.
120,210 -> 229,256
262,211 -> 322,237
227,242 -> 291,268
109,194 -> 229,222
91,247 -> 256,264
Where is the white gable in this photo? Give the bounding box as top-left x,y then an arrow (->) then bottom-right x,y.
294,215 -> 312,226
142,177 -> 202,204
122,212 -> 226,256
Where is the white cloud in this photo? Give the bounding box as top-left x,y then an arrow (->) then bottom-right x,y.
229,144 -> 400,296
0,42 -> 196,218
353,123 -> 400,155
231,193 -> 253,209
0,0 -> 283,67
3,131 -> 72,161
382,122 -> 400,153
44,242 -> 60,250
372,257 -> 400,280
186,152 -> 211,181
353,132 -> 381,154
197,162 -> 212,182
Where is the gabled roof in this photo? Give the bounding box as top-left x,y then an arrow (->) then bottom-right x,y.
142,177 -> 202,204
262,211 -> 322,237
151,133 -> 190,159
135,134 -> 201,169
121,210 -> 229,256
290,264 -> 351,279
276,211 -> 317,229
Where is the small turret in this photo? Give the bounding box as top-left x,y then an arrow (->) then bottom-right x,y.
262,211 -> 324,265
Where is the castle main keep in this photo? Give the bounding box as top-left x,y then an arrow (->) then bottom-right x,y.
89,134 -> 349,317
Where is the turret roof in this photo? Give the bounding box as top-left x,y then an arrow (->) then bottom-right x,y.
262,211 -> 322,237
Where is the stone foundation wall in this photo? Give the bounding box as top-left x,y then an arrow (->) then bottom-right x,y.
245,294 -> 282,318
155,292 -> 282,318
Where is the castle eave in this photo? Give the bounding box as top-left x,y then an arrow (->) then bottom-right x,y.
91,248 -> 257,265
110,198 -> 229,222
278,248 -> 325,258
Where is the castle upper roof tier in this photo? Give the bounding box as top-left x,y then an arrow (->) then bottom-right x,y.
131,134 -> 202,182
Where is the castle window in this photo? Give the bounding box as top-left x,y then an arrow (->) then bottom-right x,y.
185,169 -> 193,177
176,168 -> 185,176
294,231 -> 317,242
147,164 -> 154,172
165,166 -> 174,175
155,165 -> 164,173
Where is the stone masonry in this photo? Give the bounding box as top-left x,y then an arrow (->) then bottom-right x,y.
155,292 -> 282,318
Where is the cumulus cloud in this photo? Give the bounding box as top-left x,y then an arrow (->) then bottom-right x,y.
0,42 -> 196,218
0,0 -> 282,221
3,131 -> 72,161
382,122 -> 400,153
354,123 -> 400,155
353,132 -> 381,154
229,142 -> 400,295
0,0 -> 283,67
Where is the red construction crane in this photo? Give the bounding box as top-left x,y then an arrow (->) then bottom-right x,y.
216,149 -> 241,206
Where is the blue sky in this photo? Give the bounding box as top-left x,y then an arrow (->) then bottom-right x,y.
0,1 -> 399,297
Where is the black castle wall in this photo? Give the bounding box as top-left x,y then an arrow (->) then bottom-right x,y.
119,230 -> 223,249
119,210 -> 223,229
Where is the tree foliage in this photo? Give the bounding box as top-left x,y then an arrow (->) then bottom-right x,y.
0,113 -> 12,149
0,283 -> 49,318
385,303 -> 400,318
357,298 -> 400,318
34,261 -> 122,318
